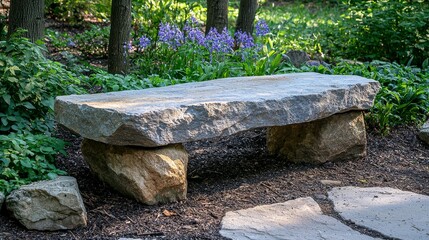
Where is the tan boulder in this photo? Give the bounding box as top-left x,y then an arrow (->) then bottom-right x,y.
81,139 -> 188,205
267,111 -> 366,164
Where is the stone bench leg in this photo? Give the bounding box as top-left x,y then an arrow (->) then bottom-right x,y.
267,111 -> 366,164
81,139 -> 188,205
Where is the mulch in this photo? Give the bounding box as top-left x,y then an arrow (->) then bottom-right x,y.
0,126 -> 428,239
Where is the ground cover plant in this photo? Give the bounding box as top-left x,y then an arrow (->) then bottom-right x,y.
0,0 -> 428,221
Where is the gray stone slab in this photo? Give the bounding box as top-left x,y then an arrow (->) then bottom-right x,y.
219,197 -> 375,240
328,186 -> 429,240
55,73 -> 380,147
418,120 -> 429,144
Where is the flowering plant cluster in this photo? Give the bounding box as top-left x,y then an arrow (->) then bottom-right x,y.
136,18 -> 269,54
132,18 -> 277,81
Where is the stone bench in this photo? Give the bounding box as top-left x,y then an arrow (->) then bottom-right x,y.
55,72 -> 380,205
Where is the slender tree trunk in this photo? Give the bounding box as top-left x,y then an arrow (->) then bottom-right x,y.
8,0 -> 44,42
108,0 -> 132,74
206,0 -> 229,34
235,0 -> 258,34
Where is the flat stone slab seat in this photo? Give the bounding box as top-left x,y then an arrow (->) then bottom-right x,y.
55,72 -> 380,204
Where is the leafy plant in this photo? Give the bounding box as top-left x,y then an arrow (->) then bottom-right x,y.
74,25 -> 110,57
0,34 -> 83,135
0,133 -> 67,194
336,0 -> 429,66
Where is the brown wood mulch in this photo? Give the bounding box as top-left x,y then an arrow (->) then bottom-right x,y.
0,126 -> 428,239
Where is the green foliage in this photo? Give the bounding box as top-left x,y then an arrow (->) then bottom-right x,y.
46,29 -> 72,50
74,25 -> 110,57
46,0 -> 111,23
336,0 -> 429,66
0,36 -> 84,194
0,133 -> 67,194
132,0 -> 204,41
0,34 -> 82,135
304,61 -> 429,134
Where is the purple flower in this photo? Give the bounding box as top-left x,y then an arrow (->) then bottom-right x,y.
205,27 -> 234,53
139,35 -> 151,49
158,22 -> 184,49
255,20 -> 270,37
186,27 -> 205,46
234,30 -> 255,49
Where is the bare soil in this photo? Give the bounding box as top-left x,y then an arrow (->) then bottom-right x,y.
0,126 -> 428,239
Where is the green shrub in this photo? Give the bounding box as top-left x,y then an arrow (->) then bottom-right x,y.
336,0 -> 429,66
46,0 -> 111,23
0,35 -> 83,135
0,133 -> 67,194
0,36 -> 85,194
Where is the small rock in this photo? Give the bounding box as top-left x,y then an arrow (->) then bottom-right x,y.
313,194 -> 327,200
6,176 -> 87,231
320,180 -> 342,186
0,191 -> 4,209
283,50 -> 310,67
418,120 -> 429,144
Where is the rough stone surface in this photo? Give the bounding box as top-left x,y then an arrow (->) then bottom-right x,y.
220,197 -> 375,240
328,186 -> 429,239
418,120 -> 429,144
5,176 -> 87,231
81,139 -> 188,205
0,191 -> 4,209
283,50 -> 310,67
267,111 -> 367,164
55,73 -> 380,147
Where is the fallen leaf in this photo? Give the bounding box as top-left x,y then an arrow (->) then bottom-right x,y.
162,209 -> 177,217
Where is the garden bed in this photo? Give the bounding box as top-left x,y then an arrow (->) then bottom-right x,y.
0,126 -> 427,239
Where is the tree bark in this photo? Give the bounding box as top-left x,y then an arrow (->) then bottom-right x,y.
108,0 -> 132,74
8,0 -> 44,42
235,0 -> 258,35
206,0 -> 229,34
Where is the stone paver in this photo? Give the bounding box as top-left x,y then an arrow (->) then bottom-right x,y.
328,186 -> 429,240
219,197 -> 375,240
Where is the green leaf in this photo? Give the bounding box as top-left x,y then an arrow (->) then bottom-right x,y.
2,94 -> 11,105
21,102 -> 36,109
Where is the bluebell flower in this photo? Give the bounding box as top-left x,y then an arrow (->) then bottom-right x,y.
139,35 -> 151,49
234,30 -> 255,49
186,27 -> 205,46
255,20 -> 270,37
158,22 -> 184,49
205,27 -> 234,53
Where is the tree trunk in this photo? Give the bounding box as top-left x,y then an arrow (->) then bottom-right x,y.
206,0 -> 229,34
108,0 -> 132,74
8,0 -> 44,42
235,0 -> 258,35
